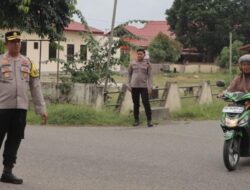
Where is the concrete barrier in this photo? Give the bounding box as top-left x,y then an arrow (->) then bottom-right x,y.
95,87 -> 105,110
117,84 -> 169,120
151,107 -> 170,120
197,81 -> 213,104
118,85 -> 133,115
164,82 -> 181,112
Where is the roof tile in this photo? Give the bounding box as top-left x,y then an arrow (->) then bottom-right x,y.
123,21 -> 175,47
65,21 -> 104,35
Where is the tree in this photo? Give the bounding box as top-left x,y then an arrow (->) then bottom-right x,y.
59,33 -> 122,84
216,40 -> 246,68
148,32 -> 182,63
0,40 -> 5,54
57,19 -> 141,84
166,0 -> 250,62
0,0 -> 78,41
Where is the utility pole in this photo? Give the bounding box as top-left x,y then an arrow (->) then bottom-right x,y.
56,41 -> 60,85
39,41 -> 42,79
229,32 -> 232,75
104,0 -> 118,93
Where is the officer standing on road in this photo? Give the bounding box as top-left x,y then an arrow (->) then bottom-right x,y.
0,31 -> 47,184
127,48 -> 153,127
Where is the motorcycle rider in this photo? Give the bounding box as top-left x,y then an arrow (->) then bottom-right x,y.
218,54 -> 250,96
217,54 -> 250,171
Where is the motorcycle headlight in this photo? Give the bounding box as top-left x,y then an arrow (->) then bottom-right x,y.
225,118 -> 238,128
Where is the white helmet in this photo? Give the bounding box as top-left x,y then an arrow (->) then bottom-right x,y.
238,54 -> 250,63
239,54 -> 250,73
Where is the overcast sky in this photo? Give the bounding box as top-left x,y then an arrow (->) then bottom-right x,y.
76,0 -> 175,32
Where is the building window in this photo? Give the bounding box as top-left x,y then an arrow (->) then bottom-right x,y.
80,45 -> 87,61
20,41 -> 27,56
34,42 -> 39,49
67,44 -> 74,61
49,43 -> 57,59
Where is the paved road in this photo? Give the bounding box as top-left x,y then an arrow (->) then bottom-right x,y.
1,121 -> 250,190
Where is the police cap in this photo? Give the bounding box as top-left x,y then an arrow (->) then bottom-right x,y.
5,31 -> 21,42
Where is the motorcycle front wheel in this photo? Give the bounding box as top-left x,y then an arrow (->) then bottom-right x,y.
223,138 -> 240,171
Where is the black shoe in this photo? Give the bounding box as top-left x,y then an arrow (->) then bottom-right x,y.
133,120 -> 140,127
0,172 -> 23,184
147,121 -> 153,127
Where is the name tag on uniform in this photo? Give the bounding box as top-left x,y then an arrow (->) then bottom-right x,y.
21,65 -> 30,79
1,66 -> 12,73
1,65 -> 12,79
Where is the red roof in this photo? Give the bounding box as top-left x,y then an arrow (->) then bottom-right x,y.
64,21 -> 104,35
122,21 -> 175,47
240,44 -> 250,51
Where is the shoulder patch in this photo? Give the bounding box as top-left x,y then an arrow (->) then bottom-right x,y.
30,62 -> 39,78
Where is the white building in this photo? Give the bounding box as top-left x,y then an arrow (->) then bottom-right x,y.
0,21 -> 121,74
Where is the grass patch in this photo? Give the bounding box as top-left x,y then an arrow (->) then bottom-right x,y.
27,104 -> 133,126
113,72 -> 234,89
170,99 -> 227,120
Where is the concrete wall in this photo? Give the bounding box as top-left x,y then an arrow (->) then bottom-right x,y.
120,63 -> 220,75
148,63 -> 220,74
41,82 -> 103,105
169,63 -> 220,73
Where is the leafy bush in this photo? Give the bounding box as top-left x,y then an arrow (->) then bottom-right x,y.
0,39 -> 5,54
216,40 -> 246,68
120,52 -> 130,67
148,32 -> 182,63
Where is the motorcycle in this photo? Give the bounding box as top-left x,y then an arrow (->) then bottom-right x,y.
217,81 -> 250,171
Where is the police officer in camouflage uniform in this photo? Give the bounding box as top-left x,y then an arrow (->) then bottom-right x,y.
0,31 -> 47,184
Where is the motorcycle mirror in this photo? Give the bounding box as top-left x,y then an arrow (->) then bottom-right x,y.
216,80 -> 225,87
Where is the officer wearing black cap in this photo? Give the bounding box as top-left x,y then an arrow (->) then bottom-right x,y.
0,31 -> 48,184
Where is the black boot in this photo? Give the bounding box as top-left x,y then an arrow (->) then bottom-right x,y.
0,166 -> 23,184
133,120 -> 140,127
147,120 -> 153,127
